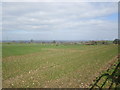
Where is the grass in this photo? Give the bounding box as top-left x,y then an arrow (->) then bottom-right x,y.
2,43 -> 102,58
2,43 -> 118,88
90,58 -> 120,89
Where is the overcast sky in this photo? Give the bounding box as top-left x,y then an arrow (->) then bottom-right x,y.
2,2 -> 118,40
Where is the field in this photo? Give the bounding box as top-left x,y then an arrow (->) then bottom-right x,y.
2,43 -> 118,88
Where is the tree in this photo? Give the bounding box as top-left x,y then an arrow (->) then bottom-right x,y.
91,41 -> 97,45
52,40 -> 56,44
102,41 -> 108,45
30,39 -> 34,43
113,39 -> 120,44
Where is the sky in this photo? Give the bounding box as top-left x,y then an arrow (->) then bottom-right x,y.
2,2 -> 118,41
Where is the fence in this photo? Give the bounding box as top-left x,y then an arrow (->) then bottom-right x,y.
90,56 -> 120,89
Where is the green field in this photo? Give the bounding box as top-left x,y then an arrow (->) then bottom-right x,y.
2,43 -> 118,88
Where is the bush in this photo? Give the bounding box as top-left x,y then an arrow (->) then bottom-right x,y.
113,39 -> 120,44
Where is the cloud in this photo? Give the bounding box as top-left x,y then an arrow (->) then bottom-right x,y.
2,0 -> 119,2
2,2 -> 118,40
0,3 -> 2,41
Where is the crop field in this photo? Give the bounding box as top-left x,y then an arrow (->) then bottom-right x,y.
2,43 -> 118,88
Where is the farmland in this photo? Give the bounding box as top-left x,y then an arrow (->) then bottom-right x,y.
2,43 -> 118,88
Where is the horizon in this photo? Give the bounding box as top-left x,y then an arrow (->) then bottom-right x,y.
2,39 -> 116,42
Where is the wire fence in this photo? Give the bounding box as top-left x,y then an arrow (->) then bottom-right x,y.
90,56 -> 120,89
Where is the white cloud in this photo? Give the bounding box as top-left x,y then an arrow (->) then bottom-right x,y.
0,3 -> 2,41
2,0 -> 119,2
2,2 -> 118,40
